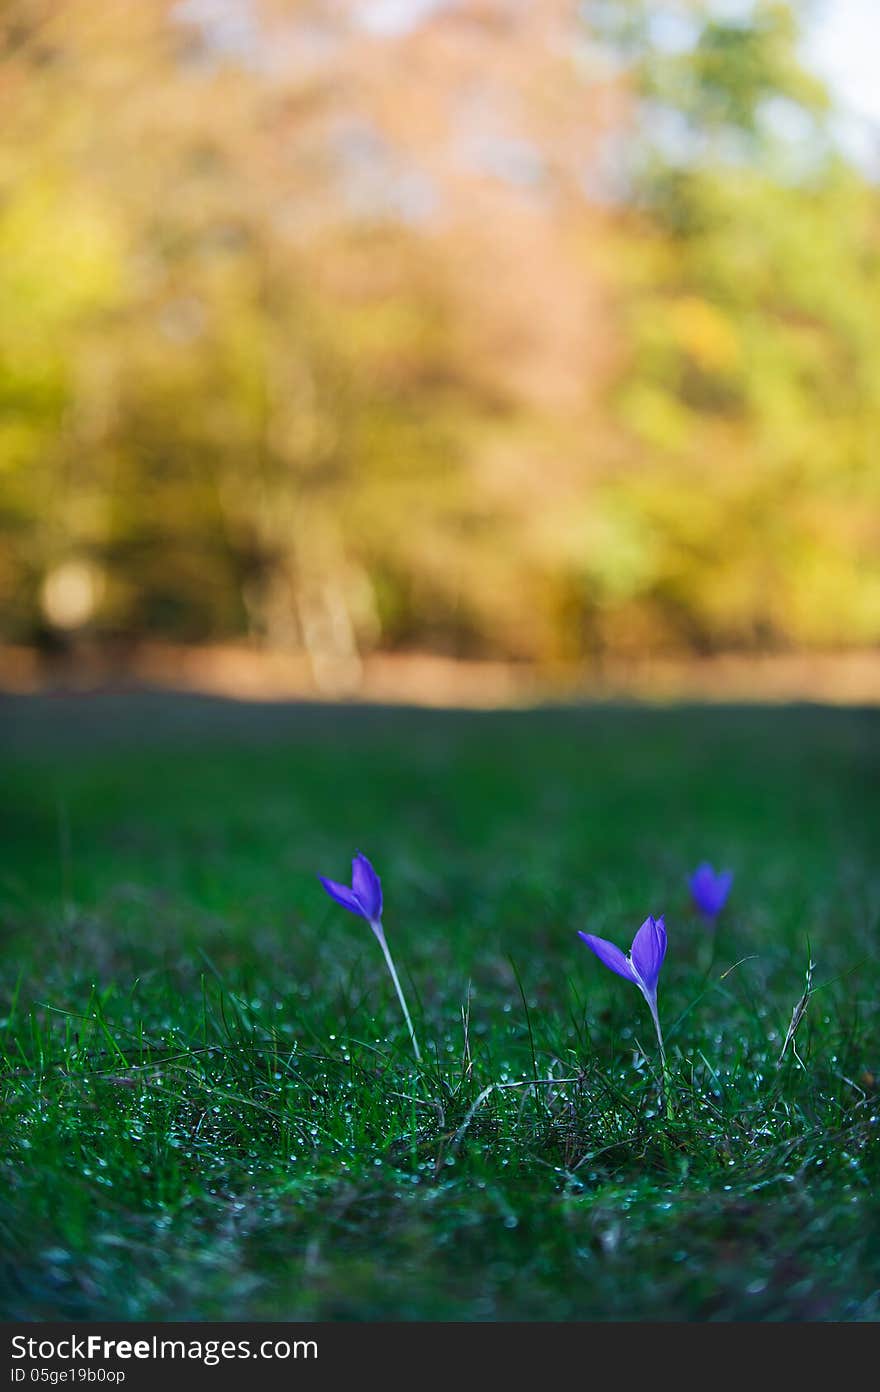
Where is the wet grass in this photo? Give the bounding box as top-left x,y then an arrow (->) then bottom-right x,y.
0,695 -> 878,1320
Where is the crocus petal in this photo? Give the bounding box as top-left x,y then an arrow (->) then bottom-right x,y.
690,863 -> 733,916
578,932 -> 638,984
352,852 -> 382,923
716,870 -> 734,904
318,876 -> 368,920
630,915 -> 667,994
689,863 -> 712,891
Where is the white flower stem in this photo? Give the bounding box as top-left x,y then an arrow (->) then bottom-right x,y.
647,995 -> 673,1117
648,998 -> 666,1069
373,922 -> 422,1062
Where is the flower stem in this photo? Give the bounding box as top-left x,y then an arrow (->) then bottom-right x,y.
373,923 -> 422,1063
697,924 -> 717,980
648,997 -> 673,1118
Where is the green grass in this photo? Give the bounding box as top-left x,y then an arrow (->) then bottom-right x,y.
1,695 -> 878,1321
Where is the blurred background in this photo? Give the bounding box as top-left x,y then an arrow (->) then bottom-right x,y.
1,0 -> 879,703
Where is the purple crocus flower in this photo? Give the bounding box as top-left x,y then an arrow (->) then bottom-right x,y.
689,863 -> 733,920
578,916 -> 668,1065
319,852 -> 421,1062
320,851 -> 383,929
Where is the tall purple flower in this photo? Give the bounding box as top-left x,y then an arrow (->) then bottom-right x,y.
319,852 -> 421,1061
578,916 -> 668,1066
689,863 -> 733,920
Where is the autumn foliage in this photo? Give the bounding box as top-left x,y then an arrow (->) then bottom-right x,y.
1,0 -> 878,671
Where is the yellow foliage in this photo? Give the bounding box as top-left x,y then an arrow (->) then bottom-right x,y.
667,296 -> 741,373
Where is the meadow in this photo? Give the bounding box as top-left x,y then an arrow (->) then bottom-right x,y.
1,693 -> 878,1321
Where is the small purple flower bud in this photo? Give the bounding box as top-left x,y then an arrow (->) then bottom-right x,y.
318,851 -> 421,1061
579,916 -> 667,1008
320,851 -> 383,926
689,863 -> 733,919
578,916 -> 669,1073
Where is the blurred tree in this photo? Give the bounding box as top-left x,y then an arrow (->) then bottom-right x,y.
580,0 -> 880,654
0,0 -> 877,670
